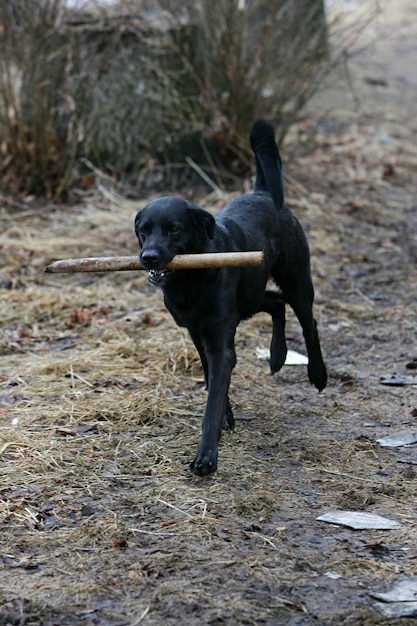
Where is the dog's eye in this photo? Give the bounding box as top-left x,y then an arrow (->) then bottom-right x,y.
169,224 -> 181,234
139,226 -> 147,236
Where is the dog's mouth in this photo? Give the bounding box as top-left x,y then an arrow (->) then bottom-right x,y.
147,269 -> 173,286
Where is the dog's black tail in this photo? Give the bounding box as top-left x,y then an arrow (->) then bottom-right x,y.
250,118 -> 284,209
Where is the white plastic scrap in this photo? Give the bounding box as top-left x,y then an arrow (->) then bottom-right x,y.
255,346 -> 308,365
370,578 -> 417,619
317,510 -> 401,530
377,432 -> 417,448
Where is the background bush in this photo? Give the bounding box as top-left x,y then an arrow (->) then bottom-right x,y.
0,0 -> 370,199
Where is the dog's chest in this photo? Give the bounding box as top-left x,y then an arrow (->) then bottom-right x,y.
162,275 -> 227,330
163,288 -> 204,329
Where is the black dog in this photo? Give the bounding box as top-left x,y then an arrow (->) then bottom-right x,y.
134,119 -> 327,476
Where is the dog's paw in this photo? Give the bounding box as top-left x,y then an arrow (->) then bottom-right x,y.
270,348 -> 287,374
270,336 -> 287,375
190,447 -> 218,476
308,361 -> 328,392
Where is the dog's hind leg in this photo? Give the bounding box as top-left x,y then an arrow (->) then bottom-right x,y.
223,397 -> 235,431
257,290 -> 287,374
188,328 -> 209,384
282,280 -> 327,392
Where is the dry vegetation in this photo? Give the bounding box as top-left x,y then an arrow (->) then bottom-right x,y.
0,0 -> 372,198
1,106 -> 417,623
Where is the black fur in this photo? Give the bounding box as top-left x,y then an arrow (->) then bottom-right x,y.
134,119 -> 327,476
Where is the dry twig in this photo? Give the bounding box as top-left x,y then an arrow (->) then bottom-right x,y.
44,251 -> 264,273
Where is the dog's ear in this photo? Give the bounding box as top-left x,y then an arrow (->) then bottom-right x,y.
134,210 -> 144,239
189,207 -> 215,240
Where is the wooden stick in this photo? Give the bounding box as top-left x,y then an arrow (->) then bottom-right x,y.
44,251 -> 264,273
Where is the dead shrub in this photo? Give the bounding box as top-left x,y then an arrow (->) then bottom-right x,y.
0,0 -> 377,197
0,1 -> 77,198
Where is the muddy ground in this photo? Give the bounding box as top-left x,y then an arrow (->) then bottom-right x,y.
1,2 -> 417,625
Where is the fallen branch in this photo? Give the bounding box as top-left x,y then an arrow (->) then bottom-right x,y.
44,251 -> 264,273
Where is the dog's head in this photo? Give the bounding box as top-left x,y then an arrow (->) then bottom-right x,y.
134,196 -> 215,283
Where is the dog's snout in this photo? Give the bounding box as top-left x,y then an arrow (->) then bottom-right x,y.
140,250 -> 161,269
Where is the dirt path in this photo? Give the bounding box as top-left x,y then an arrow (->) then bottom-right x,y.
1,2 -> 417,624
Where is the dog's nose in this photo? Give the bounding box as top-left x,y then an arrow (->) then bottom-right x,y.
140,250 -> 161,269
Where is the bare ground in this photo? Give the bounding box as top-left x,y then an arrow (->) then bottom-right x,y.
1,2 -> 417,625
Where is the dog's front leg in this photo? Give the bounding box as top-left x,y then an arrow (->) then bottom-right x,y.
190,341 -> 236,476
189,329 -> 235,432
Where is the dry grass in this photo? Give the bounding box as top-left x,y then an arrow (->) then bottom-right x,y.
1,112 -> 417,624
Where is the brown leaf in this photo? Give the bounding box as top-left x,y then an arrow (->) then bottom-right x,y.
70,308 -> 92,326
56,424 -> 96,437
